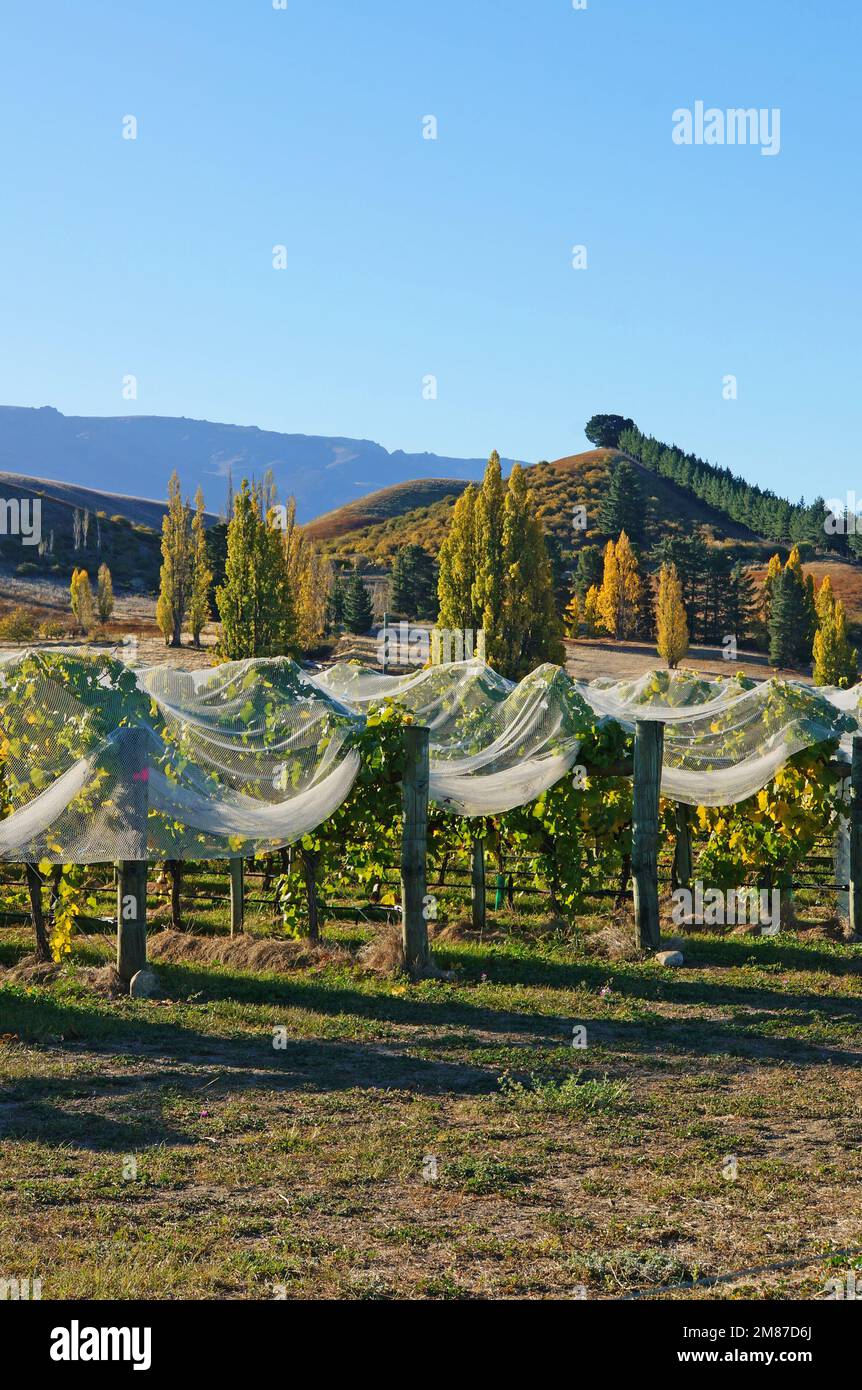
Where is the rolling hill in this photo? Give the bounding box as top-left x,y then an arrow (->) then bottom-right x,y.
311,448 -> 767,566
0,406 -> 516,523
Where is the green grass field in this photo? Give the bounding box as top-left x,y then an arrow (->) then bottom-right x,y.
2,894 -> 862,1301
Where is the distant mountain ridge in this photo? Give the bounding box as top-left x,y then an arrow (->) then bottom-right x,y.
0,406 -> 517,523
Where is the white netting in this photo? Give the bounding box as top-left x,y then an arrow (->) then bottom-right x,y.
0,652 -> 859,860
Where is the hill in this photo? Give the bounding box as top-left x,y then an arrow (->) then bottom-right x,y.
0,406 -> 516,523
312,448 -> 768,567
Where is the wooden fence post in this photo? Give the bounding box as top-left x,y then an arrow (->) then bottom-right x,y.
850,736 -> 862,936
401,725 -> 432,978
25,863 -> 51,962
116,726 -> 149,983
229,857 -> 244,936
632,719 -> 664,951
672,802 -> 692,891
471,836 -> 486,935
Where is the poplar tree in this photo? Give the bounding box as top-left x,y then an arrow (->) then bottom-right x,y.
157,472 -> 193,648
188,488 -> 213,648
597,532 -> 642,639
70,568 -> 95,632
216,479 -> 295,658
472,451 -> 506,639
655,562 -> 689,669
495,464 -> 565,676
812,576 -> 857,687
564,590 -> 581,638
96,563 -> 114,624
438,484 -> 479,631
282,496 -> 330,649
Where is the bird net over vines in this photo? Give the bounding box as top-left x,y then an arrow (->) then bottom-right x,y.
0,650 -> 860,862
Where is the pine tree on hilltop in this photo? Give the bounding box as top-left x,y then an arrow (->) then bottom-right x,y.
812,576 -> 858,687
597,459 -> 646,543
344,568 -> 374,634
655,562 -> 689,669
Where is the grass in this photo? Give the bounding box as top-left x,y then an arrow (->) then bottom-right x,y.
2,900 -> 862,1301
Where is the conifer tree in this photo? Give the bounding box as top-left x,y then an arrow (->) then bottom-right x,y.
157,472 -> 193,648
216,479 -> 295,658
327,570 -> 347,630
574,544 -> 604,599
812,576 -> 858,686
655,562 -> 689,668
343,567 -> 374,634
597,460 -> 645,542
96,563 -> 114,624
188,488 -> 213,648
390,544 -> 437,619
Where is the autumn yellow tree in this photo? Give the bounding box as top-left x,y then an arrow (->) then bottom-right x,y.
564,590 -> 581,638
812,575 -> 857,687
281,496 -> 330,650
655,562 -> 689,668
582,585 -> 603,635
762,552 -> 782,625
597,532 -> 642,640
438,485 -> 479,632
70,568 -> 95,633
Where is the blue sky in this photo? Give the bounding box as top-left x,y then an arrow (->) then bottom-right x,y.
0,0 -> 859,501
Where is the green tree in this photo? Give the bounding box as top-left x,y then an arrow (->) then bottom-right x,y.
344,567 -> 374,634
390,543 -> 437,619
188,487 -> 213,648
597,459 -> 646,543
472,451 -> 507,640
494,465 -> 565,676
812,576 -> 857,687
438,484 -> 479,631
216,479 -> 295,658
585,414 -> 635,449
156,472 -> 193,648
574,544 -> 604,598
327,570 -> 347,630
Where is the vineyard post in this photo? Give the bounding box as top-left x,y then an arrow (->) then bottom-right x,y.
672,803 -> 692,891
401,725 -> 432,978
471,835 -> 486,935
117,726 -> 149,983
850,736 -> 862,935
632,719 -> 664,950
229,858 -> 244,936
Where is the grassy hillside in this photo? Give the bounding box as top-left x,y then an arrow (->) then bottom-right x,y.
305,478 -> 471,541
313,448 -> 770,568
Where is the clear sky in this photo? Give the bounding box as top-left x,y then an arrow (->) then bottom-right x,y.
1,0 -> 859,502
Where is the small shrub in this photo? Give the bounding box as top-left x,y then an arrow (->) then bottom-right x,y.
497,1069 -> 627,1114
38,618 -> 65,639
15,561 -> 39,575
0,607 -> 36,641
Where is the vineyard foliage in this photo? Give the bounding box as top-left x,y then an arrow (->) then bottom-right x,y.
0,651 -> 858,955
